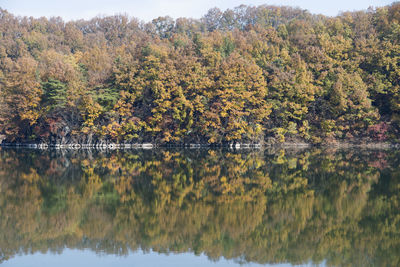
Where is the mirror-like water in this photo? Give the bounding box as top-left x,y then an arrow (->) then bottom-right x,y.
0,148 -> 398,266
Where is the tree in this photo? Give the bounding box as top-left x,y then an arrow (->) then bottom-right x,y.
41,78 -> 67,110
0,56 -> 42,141
201,53 -> 270,143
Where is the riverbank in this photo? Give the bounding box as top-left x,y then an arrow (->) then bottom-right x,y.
1,141 -> 398,149
0,142 -> 262,149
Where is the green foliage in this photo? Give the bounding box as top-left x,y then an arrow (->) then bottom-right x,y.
219,36 -> 235,57
92,86 -> 119,111
41,78 -> 67,109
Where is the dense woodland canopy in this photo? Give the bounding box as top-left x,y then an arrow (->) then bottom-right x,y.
0,148 -> 398,266
1,2 -> 400,144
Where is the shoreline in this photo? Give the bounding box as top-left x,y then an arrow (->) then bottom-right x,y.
0,142 -> 398,150
0,143 -> 262,150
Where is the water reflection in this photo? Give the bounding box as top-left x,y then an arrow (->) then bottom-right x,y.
0,148 -> 398,266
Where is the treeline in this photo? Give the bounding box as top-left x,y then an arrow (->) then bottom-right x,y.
0,148 -> 398,266
0,3 -> 400,144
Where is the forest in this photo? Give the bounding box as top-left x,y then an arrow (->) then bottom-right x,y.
0,2 -> 400,145
0,148 -> 398,266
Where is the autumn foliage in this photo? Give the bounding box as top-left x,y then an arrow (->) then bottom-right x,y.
1,3 -> 400,144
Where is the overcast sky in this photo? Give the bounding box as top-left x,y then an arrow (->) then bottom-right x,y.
0,0 -> 395,22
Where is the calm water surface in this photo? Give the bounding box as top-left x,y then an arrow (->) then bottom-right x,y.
0,148 -> 398,266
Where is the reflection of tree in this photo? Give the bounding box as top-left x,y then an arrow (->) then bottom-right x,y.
0,148 -> 398,266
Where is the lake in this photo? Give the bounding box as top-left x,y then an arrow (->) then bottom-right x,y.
0,147 -> 398,266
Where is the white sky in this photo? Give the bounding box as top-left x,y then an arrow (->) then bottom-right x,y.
0,0 -> 395,22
